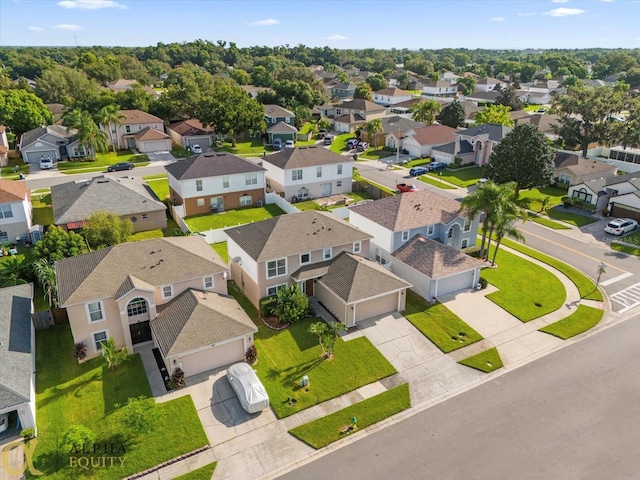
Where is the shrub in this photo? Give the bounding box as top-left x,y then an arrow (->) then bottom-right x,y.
116,396 -> 156,435
478,277 -> 488,289
170,368 -> 185,388
20,428 -> 35,441
72,342 -> 87,361
259,296 -> 276,317
245,345 -> 258,365
272,284 -> 310,324
61,425 -> 95,452
463,245 -> 482,258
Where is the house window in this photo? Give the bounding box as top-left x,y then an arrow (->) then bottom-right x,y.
292,169 -> 303,181
245,173 -> 257,185
271,118 -> 276,123
463,219 -> 471,232
336,108 -> 342,115
300,252 -> 311,264
196,180 -> 203,192
0,232 -> 7,242
298,186 -> 309,199
87,301 -> 104,322
223,176 -> 229,188
337,180 -> 342,187
127,298 -> 148,317
353,242 -> 361,254
448,228 -> 454,238
323,248 -> 332,260
266,178 -> 271,189
401,230 -> 410,242
204,276 -> 214,289
196,198 -> 205,207
317,166 -> 322,178
427,225 -> 434,235
558,174 -> 571,185
137,124 -> 142,130
93,331 -> 108,352
0,205 -> 13,219
375,248 -> 386,265
131,216 -> 137,223
267,284 -> 286,297
73,146 -> 86,157
461,239 -> 469,249
267,258 -> 286,278
240,194 -> 252,206
285,117 -> 290,124
125,125 -> 131,134
162,285 -> 173,298
337,164 -> 343,175
142,214 -> 147,220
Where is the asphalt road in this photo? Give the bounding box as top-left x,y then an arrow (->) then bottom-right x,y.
279,313 -> 640,480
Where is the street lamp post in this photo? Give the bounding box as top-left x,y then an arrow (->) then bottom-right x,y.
390,123 -> 401,164
596,261 -> 607,287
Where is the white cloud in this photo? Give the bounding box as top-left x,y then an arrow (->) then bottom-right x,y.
57,0 -> 126,9
249,18 -> 279,26
518,12 -> 537,16
491,16 -> 505,22
27,26 -> 43,31
326,34 -> 347,41
54,24 -> 84,30
551,0 -> 569,3
601,0 -> 614,2
544,7 -> 585,16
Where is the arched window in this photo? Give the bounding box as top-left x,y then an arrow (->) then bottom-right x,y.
127,297 -> 148,317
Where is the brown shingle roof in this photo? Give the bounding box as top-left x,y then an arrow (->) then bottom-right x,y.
262,146 -> 347,169
266,121 -> 298,133
120,109 -> 164,125
405,125 -> 457,146
334,113 -> 366,124
134,127 -> 169,141
165,152 -> 265,180
152,289 -> 257,357
554,153 -> 617,176
350,190 -> 463,231
168,119 -> 214,136
264,104 -> 295,118
338,99 -> 386,112
225,211 -> 371,262
374,87 -> 411,96
0,180 -> 28,204
392,235 -> 480,279
56,237 -> 228,306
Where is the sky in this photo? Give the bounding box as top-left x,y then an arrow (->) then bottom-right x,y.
1,0 -> 639,50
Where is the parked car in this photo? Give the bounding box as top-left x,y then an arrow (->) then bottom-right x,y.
476,178 -> 489,188
317,129 -> 327,139
537,107 -> 547,113
427,161 -> 446,171
396,183 -> 418,193
356,141 -> 369,152
273,138 -> 283,151
323,134 -> 334,145
347,138 -> 359,150
604,218 -> 638,236
107,162 -> 134,172
227,362 -> 270,414
39,155 -> 53,170
190,144 -> 203,154
285,140 -> 295,149
0,413 -> 8,433
409,166 -> 429,177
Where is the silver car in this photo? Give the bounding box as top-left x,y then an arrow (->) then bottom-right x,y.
604,218 -> 638,236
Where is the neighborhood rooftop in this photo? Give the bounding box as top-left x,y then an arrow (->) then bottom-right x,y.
261,146 -> 347,169
165,152 -> 265,180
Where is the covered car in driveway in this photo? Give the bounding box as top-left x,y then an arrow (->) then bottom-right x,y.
227,362 -> 270,414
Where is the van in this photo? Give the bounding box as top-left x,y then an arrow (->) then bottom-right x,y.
323,134 -> 334,145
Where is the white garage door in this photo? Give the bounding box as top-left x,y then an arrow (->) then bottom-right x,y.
437,271 -> 474,297
355,292 -> 399,323
186,137 -> 211,147
24,149 -> 57,164
139,140 -> 170,153
180,338 -> 245,376
405,143 -> 422,158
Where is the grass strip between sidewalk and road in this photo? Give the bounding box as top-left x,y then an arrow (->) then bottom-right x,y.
173,461 -> 217,480
458,347 -> 504,373
527,212 -> 571,230
539,305 -> 604,340
288,384 -> 410,449
417,174 -> 457,190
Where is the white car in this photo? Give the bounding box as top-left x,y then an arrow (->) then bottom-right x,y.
190,144 -> 203,154
39,155 -> 53,169
0,413 -> 9,433
227,363 -> 270,414
284,140 -> 295,149
604,218 -> 638,236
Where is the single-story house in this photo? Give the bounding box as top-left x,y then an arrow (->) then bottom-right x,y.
267,122 -> 298,144
167,119 -> 215,149
554,151 -> 618,186
609,192 -> 640,222
18,125 -> 88,164
568,173 -> 640,214
397,124 -> 458,159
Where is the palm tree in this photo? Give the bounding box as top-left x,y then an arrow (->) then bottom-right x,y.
63,109 -> 108,158
0,256 -> 29,287
409,99 -> 441,125
365,118 -> 383,150
490,209 -> 527,266
308,321 -> 347,358
33,258 -> 58,308
97,105 -> 125,152
539,196 -> 553,213
101,337 -> 128,370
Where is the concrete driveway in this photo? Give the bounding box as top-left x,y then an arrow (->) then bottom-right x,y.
146,151 -> 176,162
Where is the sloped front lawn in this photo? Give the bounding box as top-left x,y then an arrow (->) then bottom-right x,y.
32,325 -> 208,479
185,204 -> 285,231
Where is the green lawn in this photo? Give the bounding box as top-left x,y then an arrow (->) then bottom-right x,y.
527,212 -> 571,230
211,242 -> 228,262
57,150 -> 150,172
362,179 -> 397,195
417,174 -> 457,190
329,133 -> 354,153
517,186 -> 566,211
612,242 -> 640,256
174,462 -> 217,480
620,230 -> 640,246
1,158 -> 29,179
481,247 -> 566,321
128,218 -> 181,241
31,190 -> 54,225
32,325 -> 208,479
358,149 -> 395,160
146,177 -> 170,201
294,191 -> 375,211
185,204 -> 285,232
215,138 -> 268,155
427,166 -> 483,187
171,143 -> 191,159
402,291 -> 483,353
403,158 -> 431,168
500,238 -> 603,301
458,348 -> 504,373
143,173 -> 169,181
539,305 -> 604,339
288,384 -> 410,449
228,282 -> 397,418
546,207 -> 598,227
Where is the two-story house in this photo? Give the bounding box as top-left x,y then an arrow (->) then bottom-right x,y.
372,87 -> 413,107
226,211 -> 410,327
51,176 -> 167,233
264,105 -> 297,144
19,125 -> 89,164
349,189 -> 480,264
421,80 -> 458,100
475,77 -> 503,92
0,180 -> 32,245
165,152 -> 266,216
393,124 -> 458,159
569,173 -> 640,217
331,83 -> 357,100
260,146 -> 353,202
333,99 -> 387,133
105,110 -> 171,153
553,151 -> 618,187
431,123 -> 511,167
56,237 -> 257,377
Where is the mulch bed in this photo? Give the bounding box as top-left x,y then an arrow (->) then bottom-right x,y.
261,315 -> 290,331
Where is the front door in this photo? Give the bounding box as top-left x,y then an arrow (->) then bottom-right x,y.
305,279 -> 314,296
130,321 -> 152,344
321,183 -> 332,197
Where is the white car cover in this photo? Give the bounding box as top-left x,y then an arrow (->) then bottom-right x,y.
227,363 -> 270,414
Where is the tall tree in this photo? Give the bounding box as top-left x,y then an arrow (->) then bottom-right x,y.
33,226 -> 87,263
409,99 -> 440,125
82,211 -> 133,250
490,207 -> 527,265
474,104 -> 514,127
495,84 -> 524,111
63,109 -> 108,157
486,123 -> 555,196
456,76 -> 476,96
437,100 -> 466,128
365,74 -> 387,92
33,259 -> 58,308
97,105 -> 126,152
354,82 -> 372,101
0,89 -> 54,137
0,256 -> 30,287
365,118 -> 383,150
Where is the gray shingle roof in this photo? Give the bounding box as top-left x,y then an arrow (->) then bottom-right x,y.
431,139 -> 474,155
264,104 -> 295,118
338,98 -> 386,112
151,289 -> 257,357
225,210 -> 371,262
458,123 -> 512,142
56,237 -> 228,306
266,121 -> 298,133
392,235 -> 480,279
51,176 -> 166,225
317,252 -> 410,303
20,125 -> 75,150
262,146 -> 347,169
0,284 -> 33,409
350,190 -> 464,232
165,152 -> 265,180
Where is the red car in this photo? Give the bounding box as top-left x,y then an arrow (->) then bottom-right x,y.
396,183 -> 418,193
